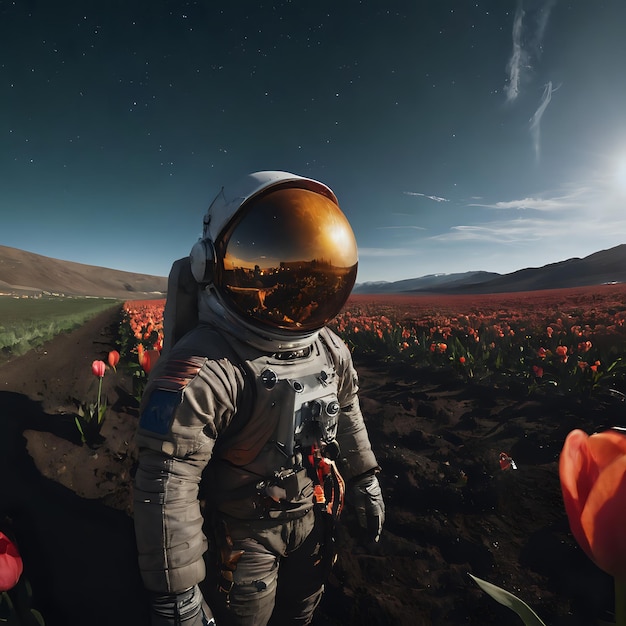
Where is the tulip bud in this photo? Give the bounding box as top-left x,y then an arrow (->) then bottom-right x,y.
108,350 -> 120,370
91,360 -> 106,378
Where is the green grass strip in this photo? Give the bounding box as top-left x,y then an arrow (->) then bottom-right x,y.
0,296 -> 121,363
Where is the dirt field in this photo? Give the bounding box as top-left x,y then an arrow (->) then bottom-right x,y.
0,306 -> 622,625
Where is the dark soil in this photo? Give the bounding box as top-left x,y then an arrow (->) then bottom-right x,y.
0,306 -> 622,625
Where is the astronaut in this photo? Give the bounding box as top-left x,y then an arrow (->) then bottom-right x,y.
133,171 -> 385,625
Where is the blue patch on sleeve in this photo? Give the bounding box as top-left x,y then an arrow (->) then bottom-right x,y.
139,388 -> 182,435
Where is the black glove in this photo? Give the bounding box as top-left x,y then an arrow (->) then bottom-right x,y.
350,471 -> 385,542
150,585 -> 216,626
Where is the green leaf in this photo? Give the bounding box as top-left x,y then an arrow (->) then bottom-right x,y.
469,574 -> 547,626
28,609 -> 46,626
97,401 -> 107,425
74,416 -> 86,443
607,357 -> 623,374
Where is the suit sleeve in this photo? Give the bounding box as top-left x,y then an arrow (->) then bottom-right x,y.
321,327 -> 379,481
133,352 -> 244,593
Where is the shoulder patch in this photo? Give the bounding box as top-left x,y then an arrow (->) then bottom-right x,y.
153,356 -> 206,391
139,388 -> 182,435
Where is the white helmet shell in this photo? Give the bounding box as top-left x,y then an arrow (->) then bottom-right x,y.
202,170 -> 338,242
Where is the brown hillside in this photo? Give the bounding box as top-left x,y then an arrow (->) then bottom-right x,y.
441,244 -> 626,294
0,245 -> 167,299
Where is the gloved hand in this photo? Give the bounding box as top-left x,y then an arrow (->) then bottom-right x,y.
350,470 -> 385,542
150,585 -> 216,626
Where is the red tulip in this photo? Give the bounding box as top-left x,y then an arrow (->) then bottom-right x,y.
555,345 -> 569,363
108,350 -> 120,370
141,349 -> 160,374
559,428 -> 626,579
0,532 -> 23,591
91,360 -> 106,378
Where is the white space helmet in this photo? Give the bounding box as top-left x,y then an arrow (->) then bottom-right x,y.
190,171 -> 358,350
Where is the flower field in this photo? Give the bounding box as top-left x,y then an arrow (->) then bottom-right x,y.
120,284 -> 626,400
116,299 -> 165,399
330,286 -> 626,397
119,299 -> 165,356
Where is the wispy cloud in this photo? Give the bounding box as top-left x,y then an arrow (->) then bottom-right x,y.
377,225 -> 426,230
505,3 -> 526,102
431,210 -> 626,248
505,0 -> 557,102
436,179 -> 626,247
530,81 -> 557,161
535,0 -> 558,46
404,191 -> 449,203
430,218 -> 549,244
469,187 -> 586,212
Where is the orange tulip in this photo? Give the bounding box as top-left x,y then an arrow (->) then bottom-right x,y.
108,350 -> 120,370
555,345 -> 569,363
0,531 -> 23,591
559,428 -> 626,580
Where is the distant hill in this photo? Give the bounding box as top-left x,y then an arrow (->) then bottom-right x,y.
2,243 -> 624,299
354,244 -> 626,294
353,271 -> 500,294
0,246 -> 167,299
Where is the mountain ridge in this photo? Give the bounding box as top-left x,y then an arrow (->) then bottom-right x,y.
352,244 -> 626,294
1,243 -> 624,298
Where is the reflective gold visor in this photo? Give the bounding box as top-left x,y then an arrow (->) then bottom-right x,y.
215,187 -> 358,333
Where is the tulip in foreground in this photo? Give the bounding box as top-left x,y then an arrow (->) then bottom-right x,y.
75,359 -> 109,446
0,532 -> 23,592
91,360 -> 106,419
560,427 -> 626,624
91,359 -> 106,378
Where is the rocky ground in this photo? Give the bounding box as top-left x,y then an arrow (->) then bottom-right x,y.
0,306 -> 623,625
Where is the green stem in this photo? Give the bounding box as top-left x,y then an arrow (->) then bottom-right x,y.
97,376 -> 103,416
615,578 -> 626,626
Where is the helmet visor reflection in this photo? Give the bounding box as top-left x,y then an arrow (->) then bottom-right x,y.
216,187 -> 358,333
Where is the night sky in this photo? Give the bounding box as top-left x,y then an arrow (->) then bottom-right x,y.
2,0 -> 626,283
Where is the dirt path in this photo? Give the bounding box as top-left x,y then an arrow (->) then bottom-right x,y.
0,307 -> 150,626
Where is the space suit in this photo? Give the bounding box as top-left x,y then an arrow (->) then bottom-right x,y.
133,171 -> 385,625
